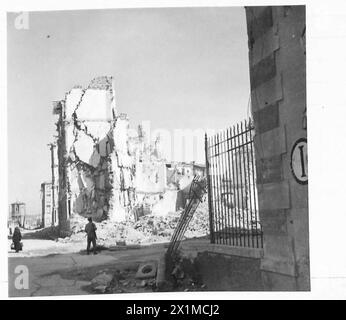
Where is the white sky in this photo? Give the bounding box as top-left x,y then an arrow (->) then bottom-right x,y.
7,7 -> 250,215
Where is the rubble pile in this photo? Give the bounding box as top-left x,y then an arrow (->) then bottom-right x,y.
58,200 -> 209,247
24,226 -> 60,240
183,200 -> 209,239
88,264 -> 157,294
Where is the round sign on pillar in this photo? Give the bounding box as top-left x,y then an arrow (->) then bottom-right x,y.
290,138 -> 308,184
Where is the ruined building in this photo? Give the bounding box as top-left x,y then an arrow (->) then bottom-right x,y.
8,202 -> 26,228
52,76 -> 206,235
53,76 -> 136,234
40,181 -> 58,227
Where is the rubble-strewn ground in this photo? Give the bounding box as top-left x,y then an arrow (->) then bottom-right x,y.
8,243 -> 166,297
58,200 -> 209,247
8,238 -> 212,296
8,201 -> 211,296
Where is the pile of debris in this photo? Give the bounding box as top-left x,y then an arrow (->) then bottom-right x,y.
24,225 -> 60,240
58,200 -> 209,247
168,256 -> 208,292
88,261 -> 158,294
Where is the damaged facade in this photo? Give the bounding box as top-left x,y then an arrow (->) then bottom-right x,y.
53,76 -> 205,234
40,181 -> 58,228
53,76 -> 136,233
8,202 -> 26,228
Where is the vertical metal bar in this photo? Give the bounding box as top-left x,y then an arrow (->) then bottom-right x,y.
241,120 -> 250,247
205,133 -> 215,244
253,119 -> 263,248
239,121 -> 246,246
245,120 -> 255,248
225,128 -> 234,246
219,132 -> 227,244
229,125 -> 235,246
230,125 -> 239,246
246,119 -> 254,248
234,124 -> 243,246
202,119 -> 263,249
214,134 -> 222,245
215,133 -> 225,245
251,120 -> 259,248
223,130 -> 231,245
227,128 -> 235,245
208,137 -> 215,243
238,122 -> 245,247
249,120 -> 260,248
219,130 -> 228,244
210,135 -> 219,244
244,120 -> 250,247
212,136 -> 220,243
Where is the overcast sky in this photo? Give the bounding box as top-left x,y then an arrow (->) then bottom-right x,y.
7,7 -> 250,215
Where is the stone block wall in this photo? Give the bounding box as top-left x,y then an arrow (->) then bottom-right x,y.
245,6 -> 309,290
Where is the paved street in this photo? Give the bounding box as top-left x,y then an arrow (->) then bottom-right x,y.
8,239 -> 167,297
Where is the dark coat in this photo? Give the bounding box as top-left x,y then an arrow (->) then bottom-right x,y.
85,222 -> 97,240
12,228 -> 22,243
12,228 -> 22,252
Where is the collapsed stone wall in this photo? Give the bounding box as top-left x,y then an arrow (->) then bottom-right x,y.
63,76 -> 136,222
56,76 -> 207,227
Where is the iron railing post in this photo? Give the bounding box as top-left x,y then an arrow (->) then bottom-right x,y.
203,121 -> 261,249
205,133 -> 215,244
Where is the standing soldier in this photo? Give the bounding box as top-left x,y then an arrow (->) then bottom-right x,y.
84,217 -> 97,255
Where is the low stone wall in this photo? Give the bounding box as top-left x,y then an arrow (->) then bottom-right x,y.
194,251 -> 263,291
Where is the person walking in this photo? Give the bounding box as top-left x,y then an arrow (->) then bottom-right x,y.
85,217 -> 97,255
12,227 -> 22,253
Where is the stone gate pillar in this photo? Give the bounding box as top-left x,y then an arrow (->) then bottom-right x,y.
245,5 -> 309,290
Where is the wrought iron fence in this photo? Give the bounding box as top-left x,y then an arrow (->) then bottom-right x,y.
205,119 -> 263,248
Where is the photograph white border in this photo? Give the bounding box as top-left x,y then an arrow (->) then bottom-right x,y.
1,0 -> 346,300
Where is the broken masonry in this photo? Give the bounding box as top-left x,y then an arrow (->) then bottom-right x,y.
53,76 -> 206,236
54,76 -> 136,234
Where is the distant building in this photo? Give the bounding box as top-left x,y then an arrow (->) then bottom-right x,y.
40,182 -> 58,228
23,215 -> 42,230
166,162 -> 206,190
9,202 -> 26,228
192,162 -> 206,177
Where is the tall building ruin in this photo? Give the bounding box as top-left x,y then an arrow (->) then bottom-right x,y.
53,76 -> 205,235
53,76 -> 136,234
